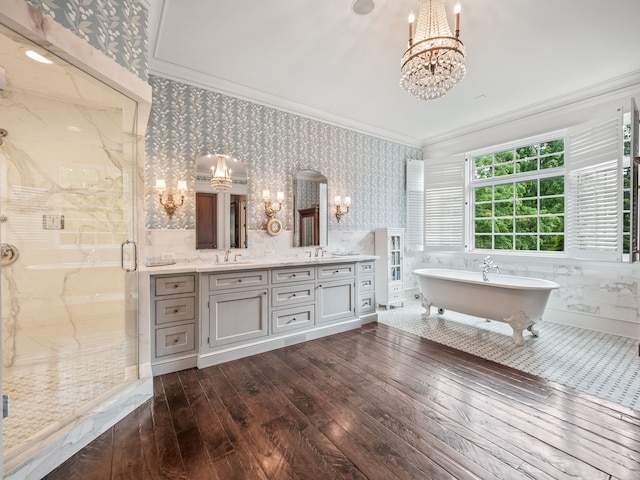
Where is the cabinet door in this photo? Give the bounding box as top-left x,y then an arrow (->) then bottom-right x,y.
317,279 -> 355,324
206,288 -> 268,348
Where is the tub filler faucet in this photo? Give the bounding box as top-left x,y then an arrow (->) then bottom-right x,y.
481,256 -> 499,281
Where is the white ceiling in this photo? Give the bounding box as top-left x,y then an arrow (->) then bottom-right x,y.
148,0 -> 640,147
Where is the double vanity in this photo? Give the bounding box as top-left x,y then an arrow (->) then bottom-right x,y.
144,255 -> 378,375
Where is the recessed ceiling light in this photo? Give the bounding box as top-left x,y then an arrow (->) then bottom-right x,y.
67,126 -> 82,132
352,0 -> 374,15
25,50 -> 53,64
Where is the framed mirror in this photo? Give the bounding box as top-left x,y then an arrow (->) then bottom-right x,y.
292,169 -> 328,247
195,154 -> 248,249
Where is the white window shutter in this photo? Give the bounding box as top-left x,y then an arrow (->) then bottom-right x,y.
567,109 -> 624,260
406,159 -> 424,251
630,98 -> 639,263
424,156 -> 465,250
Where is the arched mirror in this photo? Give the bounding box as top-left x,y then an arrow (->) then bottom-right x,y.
195,154 -> 248,249
292,169 -> 328,247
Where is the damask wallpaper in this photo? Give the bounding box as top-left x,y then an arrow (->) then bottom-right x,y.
26,0 -> 148,81
145,76 -> 422,231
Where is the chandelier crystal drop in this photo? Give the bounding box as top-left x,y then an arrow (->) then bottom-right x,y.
210,154 -> 233,191
400,0 -> 466,101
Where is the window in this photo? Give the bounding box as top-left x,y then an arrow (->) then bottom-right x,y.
470,138 -> 565,252
424,108 -> 626,258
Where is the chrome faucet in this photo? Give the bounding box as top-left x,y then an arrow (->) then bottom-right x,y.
481,255 -> 499,282
224,249 -> 231,262
315,247 -> 325,257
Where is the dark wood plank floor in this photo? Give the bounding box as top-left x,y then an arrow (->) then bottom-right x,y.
45,323 -> 640,480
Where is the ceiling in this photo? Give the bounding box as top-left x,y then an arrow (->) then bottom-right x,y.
148,0 -> 640,147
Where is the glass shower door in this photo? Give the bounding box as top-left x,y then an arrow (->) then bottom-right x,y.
0,24 -> 138,464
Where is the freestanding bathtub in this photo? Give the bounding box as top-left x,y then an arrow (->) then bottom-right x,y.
413,268 -> 560,345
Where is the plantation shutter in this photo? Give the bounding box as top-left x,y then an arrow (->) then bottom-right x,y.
424,156 -> 465,250
406,159 -> 424,251
630,98 -> 639,263
566,108 -> 624,260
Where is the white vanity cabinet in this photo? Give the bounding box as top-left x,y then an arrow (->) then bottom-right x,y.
375,228 -> 405,308
151,274 -> 198,374
202,270 -> 269,350
149,257 -> 377,374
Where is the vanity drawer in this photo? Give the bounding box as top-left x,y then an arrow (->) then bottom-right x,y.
389,282 -> 403,294
155,274 -> 195,296
155,297 -> 195,325
359,274 -> 374,292
359,261 -> 375,274
207,270 -> 268,291
155,323 -> 195,357
271,266 -> 315,284
317,263 -> 355,280
359,293 -> 376,314
271,282 -> 315,308
271,304 -> 315,334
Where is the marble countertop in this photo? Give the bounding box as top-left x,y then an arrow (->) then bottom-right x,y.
139,254 -> 378,275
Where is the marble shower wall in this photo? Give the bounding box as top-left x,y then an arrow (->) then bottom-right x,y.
26,0 -> 148,81
145,76 -> 422,235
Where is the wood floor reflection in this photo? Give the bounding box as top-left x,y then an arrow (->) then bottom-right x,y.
46,323 -> 640,479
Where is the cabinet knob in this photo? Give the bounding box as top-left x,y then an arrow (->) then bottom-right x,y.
238,279 -> 243,283
173,284 -> 179,288
174,308 -> 179,313
291,293 -> 297,297
263,291 -> 267,295
174,338 -> 179,343
292,273 -> 296,277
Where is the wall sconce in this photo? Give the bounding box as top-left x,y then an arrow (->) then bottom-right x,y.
334,195 -> 350,222
156,179 -> 186,218
263,190 -> 284,218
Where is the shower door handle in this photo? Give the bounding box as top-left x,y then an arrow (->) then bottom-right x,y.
121,239 -> 138,272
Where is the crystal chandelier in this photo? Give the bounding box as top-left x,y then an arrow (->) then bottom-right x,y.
210,154 -> 233,191
400,0 -> 466,101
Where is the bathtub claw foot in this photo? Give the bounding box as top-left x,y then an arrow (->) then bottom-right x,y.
512,330 -> 525,346
419,294 -> 432,319
527,324 -> 539,337
505,311 -> 532,346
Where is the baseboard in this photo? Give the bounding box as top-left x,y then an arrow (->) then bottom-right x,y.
197,314 -> 377,369
151,355 -> 198,376
544,307 -> 640,340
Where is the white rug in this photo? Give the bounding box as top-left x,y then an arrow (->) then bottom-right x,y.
378,299 -> 640,412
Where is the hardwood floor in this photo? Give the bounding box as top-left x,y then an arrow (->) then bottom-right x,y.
45,323 -> 640,479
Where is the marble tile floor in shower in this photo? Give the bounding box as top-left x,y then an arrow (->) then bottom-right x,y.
378,299 -> 640,412
2,342 -> 126,456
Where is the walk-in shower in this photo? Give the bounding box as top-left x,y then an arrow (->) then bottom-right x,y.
0,23 -> 139,470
